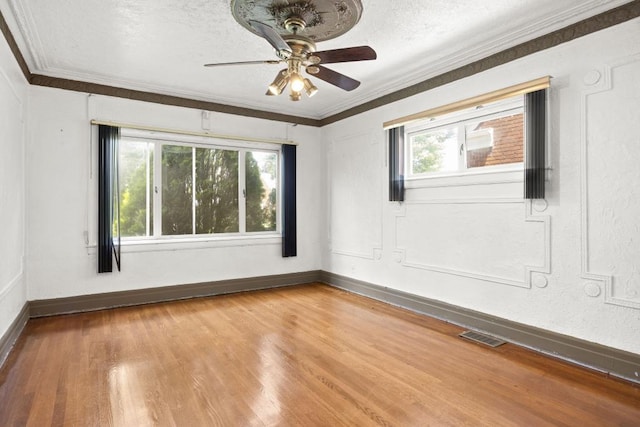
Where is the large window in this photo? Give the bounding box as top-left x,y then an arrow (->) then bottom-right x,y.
117,131 -> 278,239
406,97 -> 524,178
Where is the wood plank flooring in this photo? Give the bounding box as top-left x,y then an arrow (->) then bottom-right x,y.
1,283 -> 639,426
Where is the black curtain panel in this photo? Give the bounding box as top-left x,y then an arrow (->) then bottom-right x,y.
282,144 -> 297,257
524,89 -> 547,199
98,124 -> 121,273
388,126 -> 405,202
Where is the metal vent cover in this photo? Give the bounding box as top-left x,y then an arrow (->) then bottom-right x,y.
459,330 -> 506,348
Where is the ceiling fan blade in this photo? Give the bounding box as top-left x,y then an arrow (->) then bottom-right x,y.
311,65 -> 361,91
248,20 -> 292,55
204,60 -> 281,67
313,46 -> 376,64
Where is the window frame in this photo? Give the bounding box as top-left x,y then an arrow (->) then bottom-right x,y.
404,96 -> 525,183
117,128 -> 281,244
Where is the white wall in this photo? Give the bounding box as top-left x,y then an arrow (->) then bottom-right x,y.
26,89 -> 324,300
10,10 -> 640,360
323,18 -> 640,355
0,31 -> 28,337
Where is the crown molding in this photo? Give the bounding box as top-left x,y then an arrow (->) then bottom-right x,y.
1,1 -> 639,127
32,65 -> 320,120
320,0 -> 640,126
5,0 -> 45,69
0,4 -> 30,81
29,73 -> 322,126
316,0 -> 635,118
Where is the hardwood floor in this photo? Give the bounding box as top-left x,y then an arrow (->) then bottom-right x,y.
1,283 -> 638,426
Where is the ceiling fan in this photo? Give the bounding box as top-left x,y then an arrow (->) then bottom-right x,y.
204,0 -> 376,101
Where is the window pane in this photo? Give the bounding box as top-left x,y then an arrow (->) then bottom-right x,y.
162,145 -> 193,235
466,112 -> 523,168
195,148 -> 239,234
410,127 -> 459,175
246,151 -> 277,232
118,140 -> 153,237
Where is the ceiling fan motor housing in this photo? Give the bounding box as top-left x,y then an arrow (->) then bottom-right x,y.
231,0 -> 364,42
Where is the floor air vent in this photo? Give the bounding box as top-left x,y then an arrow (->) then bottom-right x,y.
459,330 -> 506,348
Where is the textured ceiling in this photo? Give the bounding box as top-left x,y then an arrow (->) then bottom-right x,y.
0,0 -> 634,120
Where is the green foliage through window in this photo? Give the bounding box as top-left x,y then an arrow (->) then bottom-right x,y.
118,141 -> 153,237
406,97 -> 524,177
117,137 -> 278,238
410,129 -> 456,174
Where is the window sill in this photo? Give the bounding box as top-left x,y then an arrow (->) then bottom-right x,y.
86,233 -> 282,254
405,165 -> 524,189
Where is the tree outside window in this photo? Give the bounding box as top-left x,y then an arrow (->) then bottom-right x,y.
117,139 -> 278,238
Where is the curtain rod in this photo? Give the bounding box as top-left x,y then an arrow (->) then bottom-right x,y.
383,76 -> 551,130
90,120 -> 298,146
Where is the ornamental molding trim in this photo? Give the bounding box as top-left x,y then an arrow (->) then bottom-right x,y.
580,53 -> 640,310
6,0 -> 46,70
394,199 -> 550,289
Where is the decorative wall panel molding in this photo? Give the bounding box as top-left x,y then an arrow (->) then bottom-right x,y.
328,131 -> 382,260
405,171 -> 524,202
581,54 -> 640,310
394,199 -> 550,289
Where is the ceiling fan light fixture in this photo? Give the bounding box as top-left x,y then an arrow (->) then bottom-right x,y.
303,78 -> 318,97
289,73 -> 305,93
267,70 -> 289,95
221,1 -> 375,101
